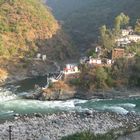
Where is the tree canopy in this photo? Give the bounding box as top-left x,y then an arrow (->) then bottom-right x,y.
100,13 -> 129,51
99,25 -> 115,50
114,13 -> 129,32
135,19 -> 140,34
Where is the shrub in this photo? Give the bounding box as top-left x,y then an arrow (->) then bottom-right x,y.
61,131 -> 115,140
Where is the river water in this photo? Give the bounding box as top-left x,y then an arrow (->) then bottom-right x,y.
0,77 -> 140,121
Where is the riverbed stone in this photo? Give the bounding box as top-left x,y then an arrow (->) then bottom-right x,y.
0,112 -> 140,140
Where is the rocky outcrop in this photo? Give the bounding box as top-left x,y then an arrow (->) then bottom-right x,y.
42,81 -> 76,100
19,81 -> 76,100
41,89 -> 76,100
0,68 -> 8,84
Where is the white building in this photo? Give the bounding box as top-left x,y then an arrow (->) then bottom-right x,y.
42,55 -> 47,61
121,29 -> 130,36
106,59 -> 112,65
80,56 -> 89,64
88,57 -> 102,65
115,37 -> 129,42
115,28 -> 138,46
128,35 -> 140,42
63,64 -> 80,75
36,53 -> 41,59
121,29 -> 133,36
95,46 -> 101,53
115,37 -> 131,47
121,28 -> 133,37
115,34 -> 140,46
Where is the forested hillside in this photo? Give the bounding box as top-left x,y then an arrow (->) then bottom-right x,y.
47,0 -> 140,50
0,0 -> 75,83
0,0 -> 75,59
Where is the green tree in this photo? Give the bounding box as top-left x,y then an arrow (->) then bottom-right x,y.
115,15 -> 122,32
87,49 -> 97,58
100,13 -> 129,51
129,56 -> 140,86
100,25 -> 107,37
111,58 -> 129,87
114,13 -> 129,33
100,26 -> 115,50
95,67 -> 107,88
135,19 -> 140,34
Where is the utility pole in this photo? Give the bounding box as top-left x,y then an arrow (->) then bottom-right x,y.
9,126 -> 12,140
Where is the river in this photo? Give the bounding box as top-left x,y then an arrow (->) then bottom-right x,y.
0,77 -> 140,121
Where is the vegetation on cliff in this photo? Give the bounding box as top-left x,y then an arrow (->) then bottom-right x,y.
0,0 -> 76,59
0,0 -> 76,83
0,0 -> 59,57
75,56 -> 140,91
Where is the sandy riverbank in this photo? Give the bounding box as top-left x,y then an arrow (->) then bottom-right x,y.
0,112 -> 140,140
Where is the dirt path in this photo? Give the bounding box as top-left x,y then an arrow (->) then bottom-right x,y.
117,131 -> 140,140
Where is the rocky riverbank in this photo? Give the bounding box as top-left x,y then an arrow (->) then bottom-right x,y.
23,85 -> 140,101
75,88 -> 140,100
0,112 -> 140,140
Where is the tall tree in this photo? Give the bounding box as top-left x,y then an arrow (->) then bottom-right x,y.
114,13 -> 129,32
95,67 -> 107,88
135,19 -> 140,34
100,26 -> 115,50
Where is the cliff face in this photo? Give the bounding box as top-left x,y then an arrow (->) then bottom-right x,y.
0,0 -> 76,84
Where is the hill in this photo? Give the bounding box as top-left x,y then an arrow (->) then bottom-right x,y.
0,0 -> 76,84
46,0 -> 140,51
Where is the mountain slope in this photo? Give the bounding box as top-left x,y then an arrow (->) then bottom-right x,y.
47,0 -> 140,50
0,0 -> 75,59
0,0 -> 76,84
0,0 -> 59,57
